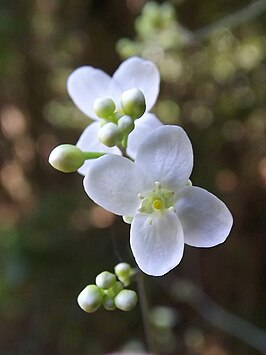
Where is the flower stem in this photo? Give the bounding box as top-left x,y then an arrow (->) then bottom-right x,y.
83,151 -> 106,159
136,271 -> 159,355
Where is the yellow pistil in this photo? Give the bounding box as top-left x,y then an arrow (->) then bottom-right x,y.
138,182 -> 177,214
152,198 -> 163,210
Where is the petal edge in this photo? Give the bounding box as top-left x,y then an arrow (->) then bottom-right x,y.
175,186 -> 233,247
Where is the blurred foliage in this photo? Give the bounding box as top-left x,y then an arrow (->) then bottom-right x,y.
0,0 -> 266,354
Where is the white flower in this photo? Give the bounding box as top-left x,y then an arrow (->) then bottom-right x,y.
67,56 -> 161,175
83,125 -> 233,276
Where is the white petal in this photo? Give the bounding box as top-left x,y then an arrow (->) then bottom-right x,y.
127,113 -> 162,160
112,57 -> 160,112
130,210 -> 184,276
76,121 -> 121,176
135,125 -> 193,190
84,154 -> 147,216
67,66 -> 120,119
175,186 -> 233,247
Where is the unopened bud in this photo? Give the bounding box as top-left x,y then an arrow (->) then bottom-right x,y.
98,122 -> 122,147
77,285 -> 103,313
115,289 -> 137,311
93,97 -> 116,118
121,89 -> 146,119
96,271 -> 116,289
118,115 -> 134,134
103,294 -> 116,311
114,262 -> 134,286
48,144 -> 85,173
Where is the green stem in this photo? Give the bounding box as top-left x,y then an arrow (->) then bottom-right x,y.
136,271 -> 159,355
82,151 -> 106,160
121,134 -> 128,149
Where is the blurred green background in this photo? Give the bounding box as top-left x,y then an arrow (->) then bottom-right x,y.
0,0 -> 266,354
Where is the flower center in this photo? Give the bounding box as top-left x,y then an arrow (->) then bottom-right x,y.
152,198 -> 163,210
138,182 -> 176,214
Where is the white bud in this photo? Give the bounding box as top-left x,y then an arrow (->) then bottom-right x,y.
77,285 -> 103,313
98,122 -> 122,147
95,271 -> 116,289
115,289 -> 137,311
117,115 -> 134,134
114,262 -> 134,286
93,97 -> 116,118
121,89 -> 146,119
103,294 -> 116,311
48,144 -> 85,173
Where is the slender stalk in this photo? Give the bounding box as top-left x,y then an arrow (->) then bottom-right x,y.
83,151 -> 106,159
136,271 -> 159,355
118,143 -> 156,352
191,0 -> 266,43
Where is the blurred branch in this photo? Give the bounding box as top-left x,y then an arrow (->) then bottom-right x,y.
190,0 -> 266,43
169,278 -> 266,354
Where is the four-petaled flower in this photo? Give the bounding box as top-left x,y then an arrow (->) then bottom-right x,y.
83,126 -> 233,276
67,57 -> 162,175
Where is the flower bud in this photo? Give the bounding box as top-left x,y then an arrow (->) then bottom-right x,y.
114,289 -> 137,311
114,262 -> 134,286
95,271 -> 116,289
48,144 -> 85,173
77,285 -> 103,313
118,115 -> 134,134
98,122 -> 122,147
93,97 -> 116,118
103,294 -> 116,311
121,89 -> 146,119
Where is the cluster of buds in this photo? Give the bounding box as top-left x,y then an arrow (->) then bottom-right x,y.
94,88 -> 146,148
77,263 -> 137,313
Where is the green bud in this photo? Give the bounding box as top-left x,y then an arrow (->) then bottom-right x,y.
95,271 -> 116,289
103,294 -> 116,311
114,262 -> 134,286
121,89 -> 146,119
115,289 -> 137,311
118,115 -> 134,134
77,285 -> 103,313
98,122 -> 122,147
48,144 -> 85,173
93,97 -> 116,118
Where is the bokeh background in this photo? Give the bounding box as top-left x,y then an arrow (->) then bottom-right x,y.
0,0 -> 266,354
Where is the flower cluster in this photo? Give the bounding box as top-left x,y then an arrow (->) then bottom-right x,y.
67,57 -> 162,175
49,57 -> 233,279
78,263 -> 137,313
